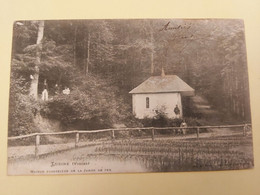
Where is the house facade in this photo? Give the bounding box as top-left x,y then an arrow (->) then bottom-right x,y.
129,75 -> 195,119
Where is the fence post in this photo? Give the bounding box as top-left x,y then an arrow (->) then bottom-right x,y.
35,134 -> 40,158
243,124 -> 248,136
151,128 -> 155,141
196,128 -> 200,139
112,130 -> 115,139
75,132 -> 79,148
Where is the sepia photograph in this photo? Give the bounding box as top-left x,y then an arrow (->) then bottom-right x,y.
7,19 -> 253,175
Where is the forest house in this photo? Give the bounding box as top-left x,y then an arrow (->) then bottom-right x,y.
129,72 -> 195,119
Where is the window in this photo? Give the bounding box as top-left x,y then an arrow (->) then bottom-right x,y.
146,97 -> 149,108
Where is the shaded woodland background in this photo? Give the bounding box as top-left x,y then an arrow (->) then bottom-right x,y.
8,19 -> 251,136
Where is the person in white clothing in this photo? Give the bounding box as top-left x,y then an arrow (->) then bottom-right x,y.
41,79 -> 48,101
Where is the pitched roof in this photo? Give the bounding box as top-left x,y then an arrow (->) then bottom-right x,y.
129,75 -> 195,96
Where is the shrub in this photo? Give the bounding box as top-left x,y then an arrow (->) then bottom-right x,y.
139,108 -> 182,128
8,73 -> 40,136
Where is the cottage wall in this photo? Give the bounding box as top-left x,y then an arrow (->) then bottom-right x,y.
132,93 -> 182,119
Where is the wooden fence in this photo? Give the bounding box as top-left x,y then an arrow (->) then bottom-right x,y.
8,124 -> 251,157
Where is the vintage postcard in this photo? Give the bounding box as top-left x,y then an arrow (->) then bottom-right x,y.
7,19 -> 253,175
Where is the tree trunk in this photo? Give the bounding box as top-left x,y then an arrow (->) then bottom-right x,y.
83,31 -> 90,76
73,24 -> 77,67
86,32 -> 90,74
150,30 -> 154,75
29,20 -> 44,99
83,31 -> 86,75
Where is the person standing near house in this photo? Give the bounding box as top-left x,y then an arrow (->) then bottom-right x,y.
174,105 -> 180,118
180,120 -> 188,135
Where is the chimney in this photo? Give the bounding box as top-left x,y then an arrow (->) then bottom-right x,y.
161,66 -> 165,77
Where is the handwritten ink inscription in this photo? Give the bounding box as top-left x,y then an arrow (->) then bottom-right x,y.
159,21 -> 194,40
159,21 -> 191,31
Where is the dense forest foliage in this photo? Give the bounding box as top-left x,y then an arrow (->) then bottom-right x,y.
8,19 -> 251,136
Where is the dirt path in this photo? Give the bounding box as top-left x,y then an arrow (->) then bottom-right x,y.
33,114 -> 65,143
190,95 -> 222,122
